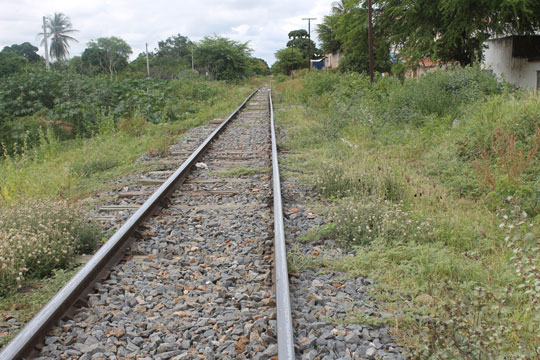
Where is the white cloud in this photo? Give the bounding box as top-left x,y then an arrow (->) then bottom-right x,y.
0,0 -> 332,65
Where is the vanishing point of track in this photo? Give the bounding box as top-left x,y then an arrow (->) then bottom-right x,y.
1,88 -> 295,359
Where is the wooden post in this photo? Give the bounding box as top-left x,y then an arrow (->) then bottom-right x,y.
368,0 -> 374,83
303,17 -> 317,71
145,43 -> 150,77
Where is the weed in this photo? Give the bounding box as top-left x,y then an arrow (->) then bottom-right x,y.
330,197 -> 437,248
0,199 -> 101,295
412,284 -> 515,359
473,126 -> 540,215
313,162 -> 404,201
300,224 -> 335,243
274,69 -> 539,355
71,158 -> 120,177
287,246 -> 323,274
146,132 -> 175,158
117,112 -> 147,137
0,267 -> 80,347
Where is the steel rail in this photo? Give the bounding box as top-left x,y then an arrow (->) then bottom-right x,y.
269,89 -> 295,359
0,88 -> 259,360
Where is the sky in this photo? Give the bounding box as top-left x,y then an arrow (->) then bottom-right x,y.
0,0 -> 334,65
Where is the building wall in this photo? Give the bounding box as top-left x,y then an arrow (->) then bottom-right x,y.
324,52 -> 343,69
484,37 -> 540,89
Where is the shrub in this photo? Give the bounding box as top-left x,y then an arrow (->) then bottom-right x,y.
313,162 -> 404,201
412,200 -> 539,358
455,94 -> 540,161
382,66 -> 504,126
299,71 -> 343,102
329,197 -> 437,248
117,112 -> 148,137
0,199 -> 101,295
0,67 -> 228,156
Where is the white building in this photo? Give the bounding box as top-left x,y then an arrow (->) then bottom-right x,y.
483,35 -> 540,90
324,52 -> 344,69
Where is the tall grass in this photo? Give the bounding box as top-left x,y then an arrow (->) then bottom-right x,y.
275,67 -> 540,357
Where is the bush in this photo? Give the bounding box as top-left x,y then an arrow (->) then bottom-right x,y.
117,112 -> 148,137
0,67 -> 228,156
329,197 -> 437,248
299,71 -> 343,101
0,199 -> 101,295
313,162 -> 404,201
381,66 -> 504,126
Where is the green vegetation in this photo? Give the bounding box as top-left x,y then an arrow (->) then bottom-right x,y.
0,200 -> 100,295
0,79 -> 254,200
82,37 -> 132,79
0,65 -> 255,326
272,48 -> 305,76
274,68 -> 539,358
378,0 -> 540,66
0,267 -> 80,347
271,29 -> 321,75
194,36 -> 255,81
314,1 -> 540,74
0,68 -> 244,155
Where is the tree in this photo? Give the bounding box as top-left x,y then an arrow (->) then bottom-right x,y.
248,57 -> 270,76
150,34 -> 193,79
317,15 -> 343,54
194,36 -> 252,81
271,48 -> 305,75
83,37 -> 132,79
379,0 -> 540,66
333,2 -> 391,73
287,29 -> 321,60
3,42 -> 41,62
40,13 -> 78,61
0,50 -> 27,78
156,34 -> 192,58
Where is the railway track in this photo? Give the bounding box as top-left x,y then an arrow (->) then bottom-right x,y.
1,88 -> 295,359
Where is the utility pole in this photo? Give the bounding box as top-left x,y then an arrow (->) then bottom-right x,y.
145,43 -> 150,77
302,17 -> 316,71
42,16 -> 50,70
368,0 -> 374,83
290,38 -> 294,77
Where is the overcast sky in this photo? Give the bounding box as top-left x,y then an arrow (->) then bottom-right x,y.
0,0 -> 334,65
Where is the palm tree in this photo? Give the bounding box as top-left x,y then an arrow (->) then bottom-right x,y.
39,13 -> 78,61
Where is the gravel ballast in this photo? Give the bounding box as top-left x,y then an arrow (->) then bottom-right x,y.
35,90 -> 278,360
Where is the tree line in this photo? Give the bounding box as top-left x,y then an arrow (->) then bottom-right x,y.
0,12 -> 269,81
272,0 -> 540,75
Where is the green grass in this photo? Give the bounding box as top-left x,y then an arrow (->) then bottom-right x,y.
274,69 -> 539,358
0,266 -> 80,347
